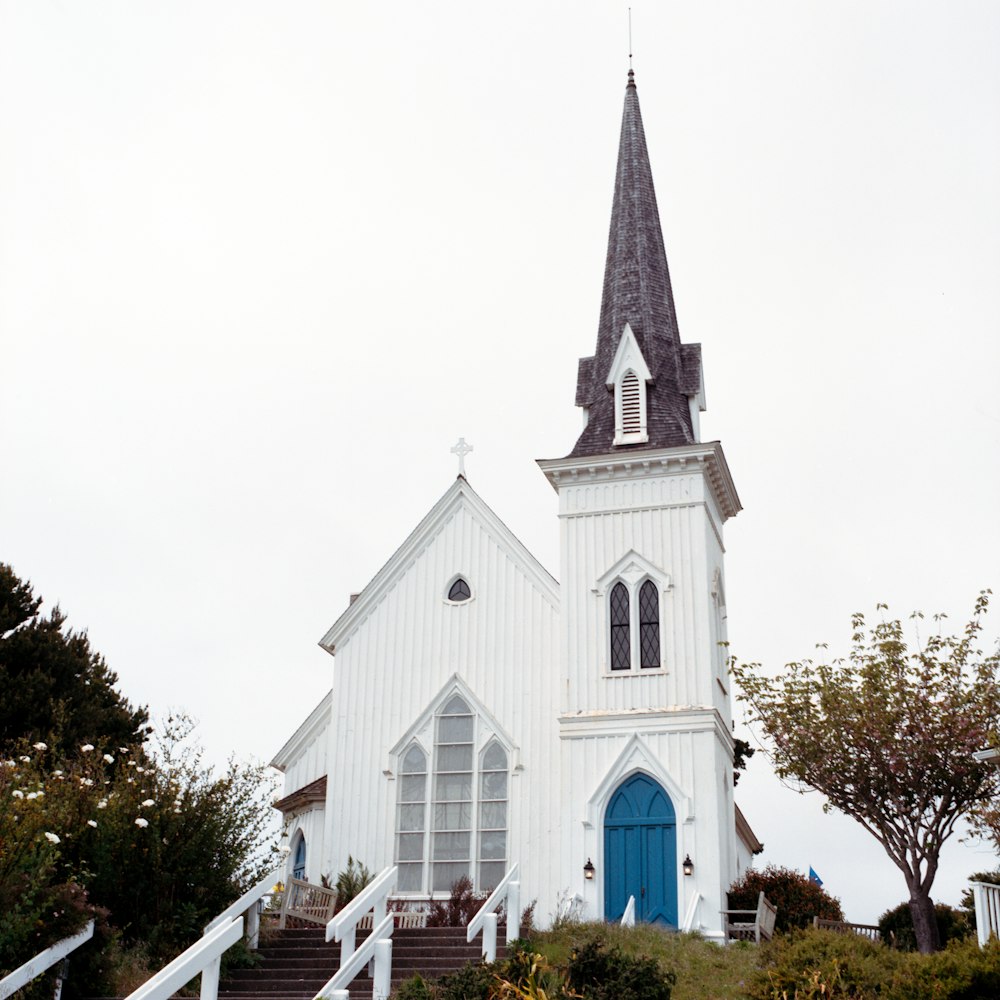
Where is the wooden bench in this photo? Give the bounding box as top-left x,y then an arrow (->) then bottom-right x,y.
813,917 -> 881,941
721,891 -> 777,944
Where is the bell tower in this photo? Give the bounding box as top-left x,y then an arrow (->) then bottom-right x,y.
538,69 -> 742,936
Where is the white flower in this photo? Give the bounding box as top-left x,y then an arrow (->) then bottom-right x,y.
12,790 -> 24,799
53,770 -> 63,777
173,808 -> 181,814
103,754 -> 114,763
87,820 -> 98,828
134,817 -> 149,828
279,845 -> 291,855
119,747 -> 129,753
141,799 -> 154,807
81,744 -> 94,753
44,832 -> 60,844
27,792 -> 38,800
97,799 -> 108,809
19,755 -> 30,762
79,777 -> 93,786
33,742 -> 47,751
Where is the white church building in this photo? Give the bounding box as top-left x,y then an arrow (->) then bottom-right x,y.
271,69 -> 762,938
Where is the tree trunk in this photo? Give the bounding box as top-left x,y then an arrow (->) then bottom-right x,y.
909,891 -> 941,953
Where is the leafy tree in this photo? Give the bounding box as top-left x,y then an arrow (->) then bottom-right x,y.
727,865 -> 843,933
0,563 -> 148,753
730,592 -> 1000,954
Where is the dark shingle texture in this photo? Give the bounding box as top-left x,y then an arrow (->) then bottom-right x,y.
570,71 -> 700,458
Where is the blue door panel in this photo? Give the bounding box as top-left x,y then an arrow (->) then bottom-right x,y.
604,774 -> 677,927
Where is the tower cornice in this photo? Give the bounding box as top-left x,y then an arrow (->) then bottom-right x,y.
537,440 -> 741,522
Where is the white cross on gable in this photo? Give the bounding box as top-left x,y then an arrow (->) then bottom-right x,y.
450,437 -> 473,477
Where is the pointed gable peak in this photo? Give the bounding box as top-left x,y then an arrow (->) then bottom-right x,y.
569,69 -> 703,459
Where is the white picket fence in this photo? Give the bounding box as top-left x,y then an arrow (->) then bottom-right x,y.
971,880 -> 1000,949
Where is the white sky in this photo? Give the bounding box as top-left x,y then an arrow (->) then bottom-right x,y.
2,2 -> 999,925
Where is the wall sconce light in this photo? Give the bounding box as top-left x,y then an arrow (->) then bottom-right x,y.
583,858 -> 596,880
682,854 -> 694,876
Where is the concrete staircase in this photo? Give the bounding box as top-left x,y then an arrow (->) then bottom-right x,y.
218,925 -> 505,999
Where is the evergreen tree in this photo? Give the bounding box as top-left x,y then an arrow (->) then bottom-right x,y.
0,563 -> 148,753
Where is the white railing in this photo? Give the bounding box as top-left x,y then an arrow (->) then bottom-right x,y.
681,891 -> 702,932
972,880 -> 1000,948
123,917 -> 244,1000
0,920 -> 95,1000
620,895 -> 635,927
205,865 -> 284,951
467,864 -> 520,963
320,865 -> 398,1000
317,912 -> 394,1000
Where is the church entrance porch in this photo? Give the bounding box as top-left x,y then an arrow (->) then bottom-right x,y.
603,773 -> 678,926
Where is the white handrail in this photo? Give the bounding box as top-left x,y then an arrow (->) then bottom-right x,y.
681,891 -> 702,932
123,917 -> 243,1000
467,864 -> 520,962
0,920 -> 95,1000
326,866 -> 397,968
204,865 -> 283,935
972,880 -> 1000,948
620,895 -> 635,927
315,912 -> 394,1000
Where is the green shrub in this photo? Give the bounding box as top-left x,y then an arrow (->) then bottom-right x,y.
331,855 -> 373,911
888,938 -> 1000,999
747,927 -> 900,1000
393,974 -> 435,1000
728,865 -> 844,933
567,939 -> 675,1000
426,875 -> 490,927
433,960 -> 498,1000
878,901 -> 972,951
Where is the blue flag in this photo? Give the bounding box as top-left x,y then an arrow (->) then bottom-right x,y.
809,866 -> 823,887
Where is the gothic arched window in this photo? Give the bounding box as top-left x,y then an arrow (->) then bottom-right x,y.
396,744 -> 428,891
639,579 -> 661,669
394,694 -> 510,894
610,582 -> 631,671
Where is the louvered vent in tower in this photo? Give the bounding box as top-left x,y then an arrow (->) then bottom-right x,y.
621,371 -> 641,435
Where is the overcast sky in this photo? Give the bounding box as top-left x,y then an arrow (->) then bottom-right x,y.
3,2 -> 999,924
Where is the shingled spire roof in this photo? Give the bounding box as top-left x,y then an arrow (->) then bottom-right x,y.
569,69 -> 702,458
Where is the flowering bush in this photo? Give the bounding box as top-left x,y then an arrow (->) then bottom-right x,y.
727,865 -> 844,933
0,717 -> 278,995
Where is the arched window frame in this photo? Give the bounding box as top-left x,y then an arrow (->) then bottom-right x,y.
391,684 -> 513,896
291,829 -> 307,881
711,569 -> 728,691
598,554 -> 669,674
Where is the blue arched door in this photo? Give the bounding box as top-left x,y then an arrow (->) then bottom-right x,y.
604,774 -> 677,926
292,833 -> 306,880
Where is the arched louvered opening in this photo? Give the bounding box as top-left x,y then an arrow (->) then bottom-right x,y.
621,370 -> 641,436
639,579 -> 661,669
447,577 -> 472,602
610,582 -> 631,670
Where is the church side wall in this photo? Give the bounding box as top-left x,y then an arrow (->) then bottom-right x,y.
320,503 -> 563,913
281,728 -> 329,799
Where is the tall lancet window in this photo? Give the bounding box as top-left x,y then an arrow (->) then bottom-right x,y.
396,745 -> 428,891
610,582 -> 631,670
639,579 -> 661,669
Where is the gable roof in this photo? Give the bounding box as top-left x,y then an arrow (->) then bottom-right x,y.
571,69 -> 701,458
319,476 -> 559,655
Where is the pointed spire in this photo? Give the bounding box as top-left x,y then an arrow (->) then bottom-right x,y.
570,70 -> 701,457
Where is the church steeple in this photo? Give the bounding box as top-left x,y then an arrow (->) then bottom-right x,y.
570,69 -> 704,458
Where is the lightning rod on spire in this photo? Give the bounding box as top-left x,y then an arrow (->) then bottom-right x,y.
628,8 -> 633,70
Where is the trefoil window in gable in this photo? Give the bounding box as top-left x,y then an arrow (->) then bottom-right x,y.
447,577 -> 472,603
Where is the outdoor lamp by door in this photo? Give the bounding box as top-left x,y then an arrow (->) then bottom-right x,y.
583,858 -> 596,880
682,854 -> 694,876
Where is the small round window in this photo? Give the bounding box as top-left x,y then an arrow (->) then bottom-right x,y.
448,578 -> 472,602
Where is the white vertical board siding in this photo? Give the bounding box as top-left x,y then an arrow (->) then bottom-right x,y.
282,732 -> 329,798
321,495 -> 562,908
